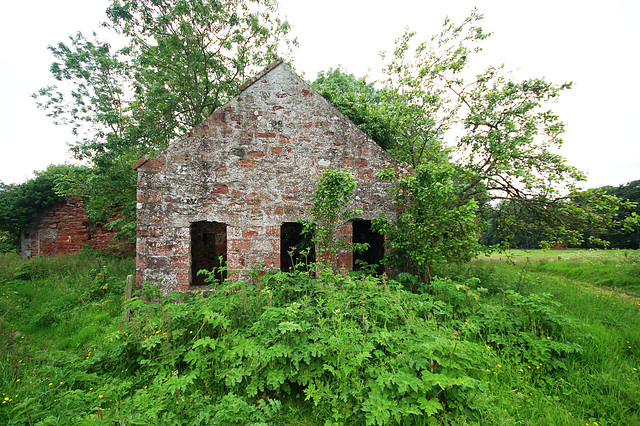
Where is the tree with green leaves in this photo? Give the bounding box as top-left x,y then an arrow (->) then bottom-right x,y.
378,10 -> 581,204
374,164 -> 480,284
313,10 -> 636,280
311,68 -> 395,151
482,189 -> 638,249
581,180 -> 640,249
34,0 -> 294,240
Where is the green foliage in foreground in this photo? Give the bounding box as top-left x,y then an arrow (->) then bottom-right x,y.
1,252 -> 639,425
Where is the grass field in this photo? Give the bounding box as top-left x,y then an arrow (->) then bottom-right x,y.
468,250 -> 640,424
480,249 -> 640,296
0,249 -> 638,425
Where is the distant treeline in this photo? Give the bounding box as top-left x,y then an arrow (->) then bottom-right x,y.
482,180 -> 640,249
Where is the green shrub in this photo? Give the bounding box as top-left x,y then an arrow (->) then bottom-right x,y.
4,252 -> 623,425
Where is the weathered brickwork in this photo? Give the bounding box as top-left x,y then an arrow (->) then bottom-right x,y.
21,197 -> 133,258
134,60 -> 401,293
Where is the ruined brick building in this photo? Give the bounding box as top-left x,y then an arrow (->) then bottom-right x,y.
21,196 -> 131,258
133,60 -> 400,293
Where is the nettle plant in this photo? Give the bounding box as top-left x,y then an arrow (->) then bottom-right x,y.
35,270 -> 576,425
69,272 -> 494,425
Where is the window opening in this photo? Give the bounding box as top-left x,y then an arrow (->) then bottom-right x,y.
353,220 -> 384,275
191,221 -> 227,286
280,222 -> 315,272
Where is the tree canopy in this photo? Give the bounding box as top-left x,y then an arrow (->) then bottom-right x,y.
36,0 -> 293,164
311,68 -> 395,151
33,0 -> 294,240
311,10 -> 638,279
579,180 -> 640,249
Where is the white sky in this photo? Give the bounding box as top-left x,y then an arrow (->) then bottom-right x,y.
0,0 -> 638,188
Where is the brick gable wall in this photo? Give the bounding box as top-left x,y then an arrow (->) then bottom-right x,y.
135,61 -> 401,293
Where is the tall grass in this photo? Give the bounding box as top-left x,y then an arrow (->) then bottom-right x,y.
0,253 -> 22,283
483,249 -> 640,296
527,250 -> 640,295
465,255 -> 640,425
0,251 -> 134,420
1,251 -> 134,349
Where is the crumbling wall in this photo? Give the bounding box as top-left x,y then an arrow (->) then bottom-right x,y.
21,197 -> 132,258
135,60 -> 400,292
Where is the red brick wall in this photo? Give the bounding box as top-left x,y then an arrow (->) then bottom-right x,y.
21,197 -> 133,258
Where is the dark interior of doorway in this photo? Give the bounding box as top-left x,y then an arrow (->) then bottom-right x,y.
353,220 -> 384,275
281,222 -> 315,272
191,221 -> 227,286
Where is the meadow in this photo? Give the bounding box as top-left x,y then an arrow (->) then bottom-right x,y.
0,249 -> 638,425
483,249 -> 640,296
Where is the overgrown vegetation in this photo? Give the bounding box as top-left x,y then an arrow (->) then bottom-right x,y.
374,163 -> 482,284
1,250 -> 638,425
7,4 -> 638,422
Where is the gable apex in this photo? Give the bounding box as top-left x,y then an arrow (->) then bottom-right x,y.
238,58 -> 285,92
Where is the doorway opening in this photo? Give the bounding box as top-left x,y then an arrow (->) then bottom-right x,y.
191,221 -> 227,286
280,222 -> 315,272
353,220 -> 384,275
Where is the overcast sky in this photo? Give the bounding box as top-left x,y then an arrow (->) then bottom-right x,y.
1,0 -> 638,188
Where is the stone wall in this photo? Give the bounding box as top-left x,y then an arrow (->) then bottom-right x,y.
21,196 -> 133,258
134,60 -> 401,293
